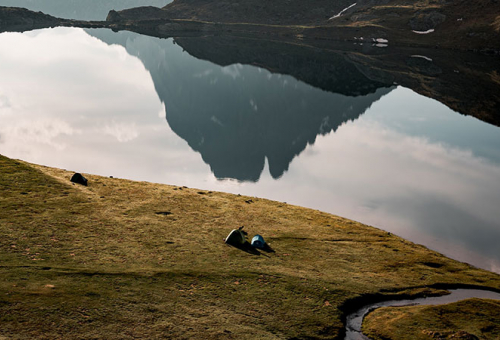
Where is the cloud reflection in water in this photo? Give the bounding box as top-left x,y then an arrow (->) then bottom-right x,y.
1,28 -> 500,273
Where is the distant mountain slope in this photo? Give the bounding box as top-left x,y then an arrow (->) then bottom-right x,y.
161,0 -> 365,25
159,0 -> 499,31
0,0 -> 170,20
111,0 -> 494,51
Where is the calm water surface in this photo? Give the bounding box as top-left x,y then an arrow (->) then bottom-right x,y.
1,26 -> 499,273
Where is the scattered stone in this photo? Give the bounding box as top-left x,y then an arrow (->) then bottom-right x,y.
70,173 -> 88,186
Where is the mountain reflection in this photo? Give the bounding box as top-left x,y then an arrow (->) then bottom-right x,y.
88,30 -> 393,181
3,27 -> 500,273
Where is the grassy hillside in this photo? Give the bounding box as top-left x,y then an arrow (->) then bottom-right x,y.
1,154 -> 500,339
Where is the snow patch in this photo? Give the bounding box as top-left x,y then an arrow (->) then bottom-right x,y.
329,3 -> 357,20
370,38 -> 388,47
411,55 -> 433,62
412,29 -> 435,34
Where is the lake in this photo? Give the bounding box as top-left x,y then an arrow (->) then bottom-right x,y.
1,1 -> 500,274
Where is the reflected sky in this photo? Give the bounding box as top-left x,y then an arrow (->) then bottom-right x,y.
1,27 -> 500,273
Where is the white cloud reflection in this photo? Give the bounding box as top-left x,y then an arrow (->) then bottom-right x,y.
2,118 -> 77,152
0,27 -> 170,170
1,28 -> 500,273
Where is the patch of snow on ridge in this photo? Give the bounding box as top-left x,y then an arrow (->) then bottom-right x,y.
329,3 -> 357,20
412,29 -> 435,34
411,55 -> 433,62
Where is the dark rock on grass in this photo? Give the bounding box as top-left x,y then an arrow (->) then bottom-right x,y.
70,173 -> 88,186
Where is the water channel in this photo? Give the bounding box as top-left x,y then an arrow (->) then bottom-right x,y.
344,288 -> 500,340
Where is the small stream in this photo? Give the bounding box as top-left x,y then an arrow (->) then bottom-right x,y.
344,288 -> 500,340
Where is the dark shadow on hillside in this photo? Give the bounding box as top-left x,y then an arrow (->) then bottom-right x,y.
226,241 -> 262,256
261,243 -> 275,253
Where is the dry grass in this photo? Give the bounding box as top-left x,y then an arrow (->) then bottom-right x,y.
1,154 -> 500,339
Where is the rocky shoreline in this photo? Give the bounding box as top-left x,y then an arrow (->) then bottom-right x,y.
2,1 -> 500,53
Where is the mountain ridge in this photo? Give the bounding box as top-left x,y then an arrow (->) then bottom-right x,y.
106,0 -> 500,52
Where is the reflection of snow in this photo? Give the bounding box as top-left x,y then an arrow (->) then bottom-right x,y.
249,99 -> 258,111
411,55 -> 433,62
412,29 -> 435,34
210,115 -> 224,127
329,3 -> 357,20
192,69 -> 213,78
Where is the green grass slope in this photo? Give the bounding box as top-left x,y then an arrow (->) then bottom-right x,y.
1,154 -> 500,339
